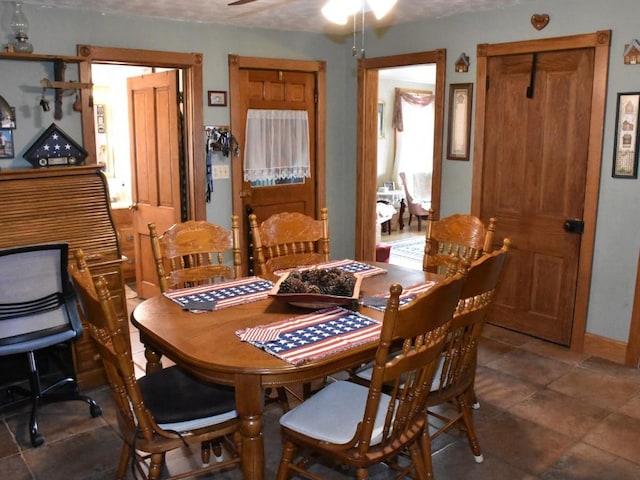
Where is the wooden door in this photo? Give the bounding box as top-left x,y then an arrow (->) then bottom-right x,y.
229,56 -> 326,274
480,48 -> 594,345
129,70 -> 182,298
238,69 -> 316,221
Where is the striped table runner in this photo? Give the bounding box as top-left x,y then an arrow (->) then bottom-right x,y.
237,307 -> 381,365
362,281 -> 436,312
163,276 -> 274,312
274,259 -> 387,279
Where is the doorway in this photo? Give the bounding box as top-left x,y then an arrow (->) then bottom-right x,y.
376,66 -> 436,268
472,31 -> 611,349
356,49 -> 446,262
78,45 -> 205,297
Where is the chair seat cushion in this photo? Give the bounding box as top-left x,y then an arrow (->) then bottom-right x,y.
138,366 -> 236,431
279,380 -> 391,445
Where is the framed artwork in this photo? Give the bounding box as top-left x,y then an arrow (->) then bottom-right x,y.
446,83 -> 473,161
0,107 -> 16,129
208,90 -> 227,107
0,128 -> 14,159
612,92 -> 640,178
377,101 -> 385,138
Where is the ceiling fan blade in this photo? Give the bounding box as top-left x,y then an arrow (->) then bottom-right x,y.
228,0 -> 260,5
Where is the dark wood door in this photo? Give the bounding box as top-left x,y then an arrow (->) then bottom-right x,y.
481,48 -> 594,345
237,69 -> 317,223
129,70 -> 182,298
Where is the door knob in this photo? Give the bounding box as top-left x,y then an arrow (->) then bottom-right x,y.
563,219 -> 584,234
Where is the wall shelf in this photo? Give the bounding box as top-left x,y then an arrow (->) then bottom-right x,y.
1,51 -> 90,119
0,51 -> 86,63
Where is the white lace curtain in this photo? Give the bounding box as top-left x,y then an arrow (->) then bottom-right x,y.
243,109 -> 310,182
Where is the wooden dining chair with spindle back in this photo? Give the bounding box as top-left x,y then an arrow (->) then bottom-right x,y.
423,209 -> 497,274
148,217 -> 242,292
249,208 -> 330,282
426,238 -> 510,464
69,249 -> 241,480
275,270 -> 467,480
249,208 -> 331,405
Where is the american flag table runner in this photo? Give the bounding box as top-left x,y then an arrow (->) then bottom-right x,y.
362,281 -> 436,312
163,276 -> 274,312
236,307 -> 381,365
274,259 -> 387,279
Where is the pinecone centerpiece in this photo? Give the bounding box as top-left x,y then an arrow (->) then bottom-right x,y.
277,268 -> 357,297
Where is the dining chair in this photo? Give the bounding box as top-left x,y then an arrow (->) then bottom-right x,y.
0,243 -> 101,447
399,171 -> 431,231
149,217 -> 242,292
423,209 -> 497,274
426,238 -> 510,463
249,208 -> 330,281
249,208 -> 331,405
69,249 -> 241,480
275,271 -> 466,480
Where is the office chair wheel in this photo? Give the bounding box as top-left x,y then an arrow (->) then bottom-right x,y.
30,431 -> 44,448
90,403 -> 102,417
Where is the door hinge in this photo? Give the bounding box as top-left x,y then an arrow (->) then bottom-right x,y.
239,189 -> 252,198
177,91 -> 184,104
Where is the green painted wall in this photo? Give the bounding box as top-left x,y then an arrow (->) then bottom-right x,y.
1,0 -> 638,345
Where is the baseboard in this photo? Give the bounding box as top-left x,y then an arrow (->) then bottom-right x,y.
583,332 -> 628,366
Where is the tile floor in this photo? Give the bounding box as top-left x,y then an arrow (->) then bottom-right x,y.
2,301 -> 640,479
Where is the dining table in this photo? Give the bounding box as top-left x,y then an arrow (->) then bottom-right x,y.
130,261 -> 441,480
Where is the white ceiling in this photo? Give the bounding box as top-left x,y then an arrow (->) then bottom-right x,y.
24,0 -> 541,33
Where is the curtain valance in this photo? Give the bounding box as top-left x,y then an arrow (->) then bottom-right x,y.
392,91 -> 434,132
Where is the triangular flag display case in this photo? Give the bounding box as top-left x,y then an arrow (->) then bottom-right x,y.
24,123 -> 88,167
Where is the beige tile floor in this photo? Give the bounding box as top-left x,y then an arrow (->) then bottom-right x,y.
2,249 -> 640,478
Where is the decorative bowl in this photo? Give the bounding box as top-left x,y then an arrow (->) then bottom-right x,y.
269,271 -> 362,309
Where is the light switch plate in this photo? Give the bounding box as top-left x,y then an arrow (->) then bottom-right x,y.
212,165 -> 230,179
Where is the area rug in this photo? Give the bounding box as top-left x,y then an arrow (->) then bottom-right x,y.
387,236 -> 426,262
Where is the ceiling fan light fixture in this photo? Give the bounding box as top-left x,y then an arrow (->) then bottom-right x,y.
322,0 -> 361,25
367,0 -> 397,20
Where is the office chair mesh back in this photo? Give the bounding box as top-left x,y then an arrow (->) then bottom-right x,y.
0,244 -> 80,353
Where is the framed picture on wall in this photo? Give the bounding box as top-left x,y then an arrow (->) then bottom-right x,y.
208,90 -> 227,107
0,107 -> 16,129
0,128 -> 14,159
612,91 -> 640,178
446,83 -> 473,161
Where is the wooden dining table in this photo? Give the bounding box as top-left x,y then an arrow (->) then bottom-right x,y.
130,262 -> 440,480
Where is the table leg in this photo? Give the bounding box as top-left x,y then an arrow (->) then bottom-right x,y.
144,345 -> 163,374
235,374 -> 265,480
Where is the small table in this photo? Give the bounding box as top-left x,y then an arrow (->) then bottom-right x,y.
376,190 -> 405,231
130,263 -> 439,480
376,189 -> 404,205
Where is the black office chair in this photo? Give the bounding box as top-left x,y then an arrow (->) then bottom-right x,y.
0,243 -> 101,447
